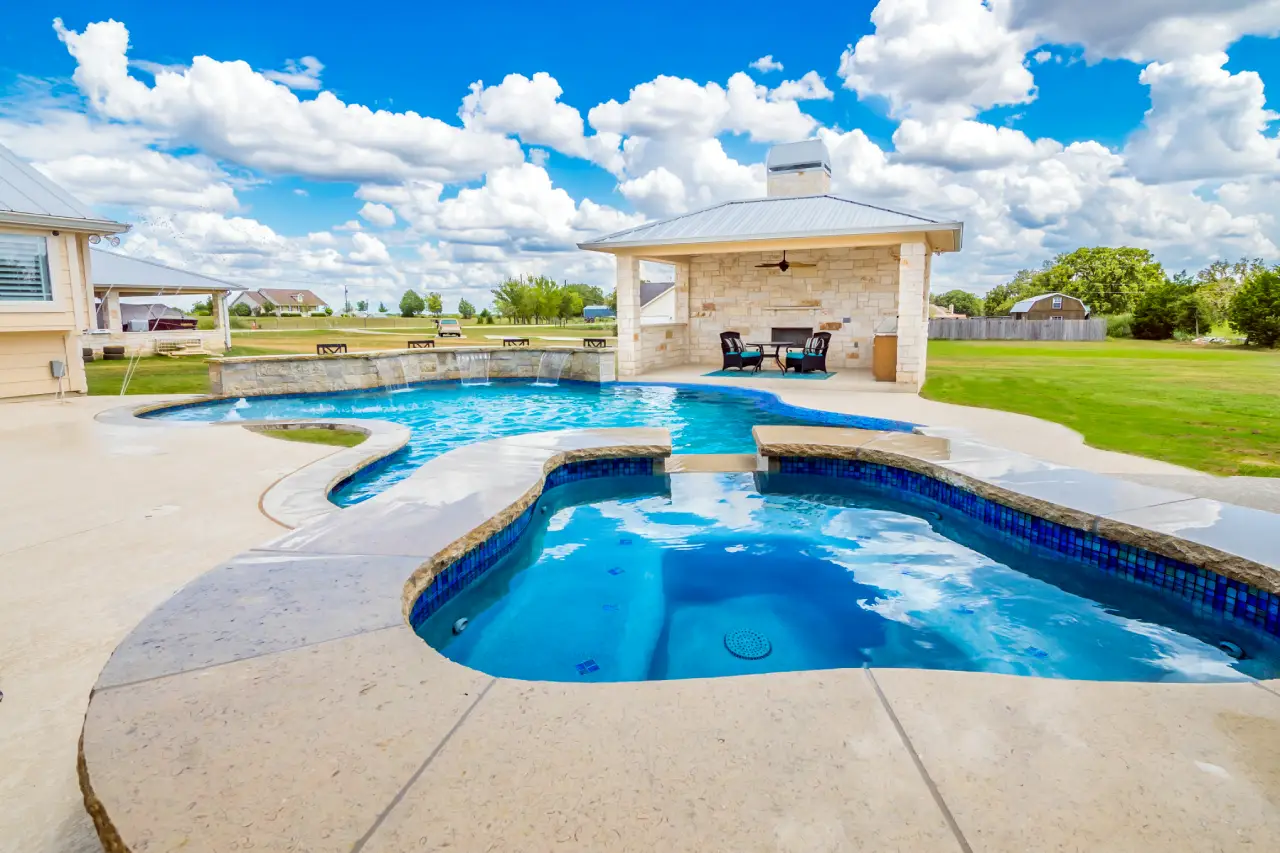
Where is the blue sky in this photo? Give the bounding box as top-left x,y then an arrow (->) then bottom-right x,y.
1,2 -> 1278,310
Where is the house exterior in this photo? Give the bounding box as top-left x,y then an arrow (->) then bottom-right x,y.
578,139 -> 964,389
1,142 -> 129,399
231,288 -> 329,316
640,281 -> 676,323
1008,292 -> 1089,320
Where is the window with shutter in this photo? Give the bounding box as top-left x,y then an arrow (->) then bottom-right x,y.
0,235 -> 53,302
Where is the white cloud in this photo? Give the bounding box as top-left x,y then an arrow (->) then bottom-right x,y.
769,71 -> 834,102
999,0 -> 1280,62
588,71 -> 817,143
892,119 -> 1063,171
358,201 -> 397,228
460,72 -> 623,172
1032,49 -> 1054,64
53,18 -> 523,183
838,0 -> 1037,119
0,109 -> 238,212
262,56 -> 324,90
307,231 -> 335,245
1126,53 -> 1280,183
750,55 -> 784,73
349,232 -> 391,264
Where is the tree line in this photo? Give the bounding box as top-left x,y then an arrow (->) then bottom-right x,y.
489,276 -> 608,324
931,247 -> 1280,347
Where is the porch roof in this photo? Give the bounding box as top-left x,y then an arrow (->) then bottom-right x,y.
91,249 -> 244,295
0,142 -> 129,234
578,194 -> 963,253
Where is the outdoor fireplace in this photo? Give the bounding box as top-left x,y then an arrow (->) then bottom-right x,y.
770,327 -> 812,346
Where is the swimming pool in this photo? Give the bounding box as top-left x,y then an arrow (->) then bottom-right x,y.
416,472 -> 1280,683
147,381 -> 913,504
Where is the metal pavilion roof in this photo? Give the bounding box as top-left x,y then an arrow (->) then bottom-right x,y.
579,194 -> 963,251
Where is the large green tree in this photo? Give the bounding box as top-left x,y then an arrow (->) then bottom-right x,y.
1229,268 -> 1280,347
425,292 -> 443,317
1198,257 -> 1267,320
398,290 -> 424,318
1035,247 -> 1167,315
931,289 -> 983,317
457,298 -> 475,319
983,270 -> 1038,316
564,283 -> 607,305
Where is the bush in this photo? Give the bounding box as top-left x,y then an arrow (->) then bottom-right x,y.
1131,284 -> 1183,340
1104,314 -> 1133,339
1228,269 -> 1280,347
231,302 -> 253,317
278,312 -> 302,318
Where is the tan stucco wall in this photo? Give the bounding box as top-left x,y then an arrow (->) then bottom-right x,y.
686,246 -> 901,371
1,227 -> 93,398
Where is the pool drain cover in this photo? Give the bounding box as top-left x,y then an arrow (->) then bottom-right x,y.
725,629 -> 772,660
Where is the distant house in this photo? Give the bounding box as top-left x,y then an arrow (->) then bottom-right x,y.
1008,292 -> 1089,320
583,305 -> 615,321
640,281 -> 675,324
231,288 -> 329,316
929,303 -> 967,319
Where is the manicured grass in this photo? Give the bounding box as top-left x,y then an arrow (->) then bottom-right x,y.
250,427 -> 366,447
923,340 -> 1280,476
85,356 -> 214,395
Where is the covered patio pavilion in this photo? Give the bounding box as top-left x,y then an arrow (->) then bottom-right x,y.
579,140 -> 963,391
83,249 -> 243,356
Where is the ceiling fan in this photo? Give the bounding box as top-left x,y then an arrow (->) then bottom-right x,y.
755,251 -> 816,273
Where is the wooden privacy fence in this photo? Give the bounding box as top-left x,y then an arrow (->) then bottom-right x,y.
928,317 -> 1107,341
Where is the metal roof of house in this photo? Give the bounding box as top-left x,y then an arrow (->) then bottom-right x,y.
1008,292 -> 1089,314
640,281 -> 674,306
0,142 -> 129,233
578,194 -> 963,250
91,249 -> 243,294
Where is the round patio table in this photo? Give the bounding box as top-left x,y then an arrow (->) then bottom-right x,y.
745,341 -> 797,373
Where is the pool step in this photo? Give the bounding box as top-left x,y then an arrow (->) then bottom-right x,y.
665,454 -> 760,474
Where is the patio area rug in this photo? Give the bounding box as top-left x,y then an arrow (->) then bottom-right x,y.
702,370 -> 834,380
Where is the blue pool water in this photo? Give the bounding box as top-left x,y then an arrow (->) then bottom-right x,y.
148,381 -> 912,504
417,473 -> 1280,683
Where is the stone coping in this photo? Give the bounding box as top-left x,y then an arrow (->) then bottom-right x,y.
754,425 -> 1280,595
210,344 -> 610,365
79,424 -> 1280,852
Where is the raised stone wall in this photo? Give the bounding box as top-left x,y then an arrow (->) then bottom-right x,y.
208,347 -> 615,397
686,246 -> 900,372
639,323 -> 688,372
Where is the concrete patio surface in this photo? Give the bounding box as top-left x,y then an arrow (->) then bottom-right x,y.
4,375 -> 1280,852
0,395 -> 330,853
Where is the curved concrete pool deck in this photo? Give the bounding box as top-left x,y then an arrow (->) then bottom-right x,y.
78,419 -> 1280,852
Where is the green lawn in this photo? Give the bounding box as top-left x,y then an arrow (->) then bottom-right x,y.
249,427 -> 366,448
923,340 -> 1280,477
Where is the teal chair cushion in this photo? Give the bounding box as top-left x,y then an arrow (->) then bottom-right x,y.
742,349 -> 762,356
785,351 -> 804,359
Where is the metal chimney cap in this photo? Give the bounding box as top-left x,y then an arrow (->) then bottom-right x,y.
766,139 -> 831,174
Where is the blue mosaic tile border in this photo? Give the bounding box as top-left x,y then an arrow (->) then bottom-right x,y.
408,456 -> 658,630
777,456 -> 1280,640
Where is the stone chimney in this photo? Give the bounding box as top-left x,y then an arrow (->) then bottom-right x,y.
766,139 -> 831,197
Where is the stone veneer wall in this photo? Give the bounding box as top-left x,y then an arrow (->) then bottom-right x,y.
686,246 -> 900,371
209,348 -> 616,397
638,323 -> 689,372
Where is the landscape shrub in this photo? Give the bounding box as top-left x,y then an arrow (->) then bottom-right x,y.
1228,269 -> 1280,347
1104,314 -> 1133,338
1131,283 -> 1186,340
277,312 -> 302,318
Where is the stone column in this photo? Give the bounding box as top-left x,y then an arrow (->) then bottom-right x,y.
895,242 -> 928,389
673,258 -> 691,366
104,289 -> 123,333
616,255 -> 642,377
213,291 -> 231,351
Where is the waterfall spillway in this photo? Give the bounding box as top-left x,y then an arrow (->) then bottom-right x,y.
458,352 -> 491,386
533,351 -> 571,387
